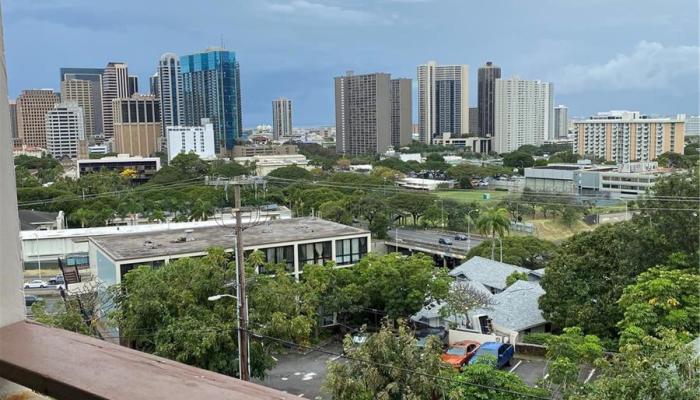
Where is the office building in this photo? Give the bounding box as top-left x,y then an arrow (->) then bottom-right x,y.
128,75 -> 139,96
573,112 -> 685,163
78,154 -> 161,183
335,72 -> 391,156
60,67 -> 104,137
112,95 -> 162,157
15,89 -> 60,148
494,78 -> 553,153
390,78 -> 412,148
45,102 -> 84,159
101,62 -> 130,138
469,107 -> 479,135
417,61 -> 469,143
149,73 -> 159,97
156,53 -> 184,136
180,48 -> 242,154
478,61 -> 501,137
232,144 -> 298,157
433,132 -> 492,154
234,154 -> 311,176
61,79 -> 95,138
272,98 -> 292,139
554,105 -> 569,139
166,120 -> 216,162
9,99 -> 17,139
88,217 -> 371,284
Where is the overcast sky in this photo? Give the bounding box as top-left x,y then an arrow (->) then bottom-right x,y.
4,0 -> 699,127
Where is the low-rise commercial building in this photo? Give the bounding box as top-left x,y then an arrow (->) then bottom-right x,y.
77,154 -> 161,183
575,162 -> 669,199
232,144 -> 299,157
524,163 -> 593,194
89,217 -> 371,285
432,133 -> 492,154
234,154 -> 311,176
396,177 -> 455,191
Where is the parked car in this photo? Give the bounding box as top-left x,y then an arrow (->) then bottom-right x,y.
351,332 -> 370,347
414,327 -> 448,348
48,275 -> 65,285
25,295 -> 41,307
23,279 -> 48,289
438,238 -> 453,245
468,342 -> 514,368
454,234 -> 467,241
441,340 -> 481,368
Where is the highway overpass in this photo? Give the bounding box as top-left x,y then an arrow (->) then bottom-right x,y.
386,228 -> 486,268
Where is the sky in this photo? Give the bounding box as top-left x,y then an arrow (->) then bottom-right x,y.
4,0 -> 699,127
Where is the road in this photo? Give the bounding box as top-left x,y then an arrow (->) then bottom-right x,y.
388,228 -> 485,255
254,342 -> 343,399
509,355 -> 596,387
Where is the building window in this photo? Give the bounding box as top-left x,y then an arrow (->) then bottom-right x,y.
335,237 -> 367,265
256,245 -> 294,273
298,241 -> 332,270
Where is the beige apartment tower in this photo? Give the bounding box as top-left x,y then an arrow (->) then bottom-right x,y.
417,61 -> 469,144
61,79 -> 95,138
16,89 -> 59,148
574,114 -> 684,163
112,95 -> 162,157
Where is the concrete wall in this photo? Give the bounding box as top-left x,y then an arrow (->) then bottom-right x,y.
448,329 -> 517,346
0,4 -> 24,327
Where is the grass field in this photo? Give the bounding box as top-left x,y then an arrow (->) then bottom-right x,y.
435,189 -> 512,204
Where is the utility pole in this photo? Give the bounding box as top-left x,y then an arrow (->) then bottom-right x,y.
233,181 -> 250,381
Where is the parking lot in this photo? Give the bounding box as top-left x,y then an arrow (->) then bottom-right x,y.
257,341 -> 596,399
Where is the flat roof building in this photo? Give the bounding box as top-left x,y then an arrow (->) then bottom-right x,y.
77,154 -> 161,183
89,217 -> 371,285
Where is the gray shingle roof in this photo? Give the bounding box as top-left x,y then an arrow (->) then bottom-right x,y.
475,280 -> 547,332
449,256 -> 532,291
411,280 -> 493,321
18,209 -> 58,231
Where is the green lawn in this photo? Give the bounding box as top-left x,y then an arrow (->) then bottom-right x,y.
435,189 -> 512,204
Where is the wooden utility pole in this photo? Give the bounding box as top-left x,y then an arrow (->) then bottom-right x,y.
233,182 -> 250,381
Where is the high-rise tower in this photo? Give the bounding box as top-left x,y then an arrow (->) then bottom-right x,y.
16,89 -> 60,148
101,62 -> 129,138
272,98 -> 292,139
156,53 -> 184,136
477,61 -> 501,137
417,61 -> 469,144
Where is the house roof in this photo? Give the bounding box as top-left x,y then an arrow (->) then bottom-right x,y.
449,256 -> 532,291
18,209 -> 58,231
530,268 -> 546,278
411,281 -> 493,321
475,280 -> 547,332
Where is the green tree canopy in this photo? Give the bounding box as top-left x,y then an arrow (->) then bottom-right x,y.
466,236 -> 558,269
266,165 -> 314,181
390,192 -> 437,225
502,151 -> 535,169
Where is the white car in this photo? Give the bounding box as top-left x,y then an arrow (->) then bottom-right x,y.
23,279 -> 48,289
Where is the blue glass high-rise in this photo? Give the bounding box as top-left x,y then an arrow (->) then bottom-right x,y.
180,49 -> 242,154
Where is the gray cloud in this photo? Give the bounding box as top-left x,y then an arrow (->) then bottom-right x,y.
553,41 -> 699,93
265,0 -> 395,25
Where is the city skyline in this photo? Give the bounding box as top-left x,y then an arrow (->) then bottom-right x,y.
4,0 -> 698,126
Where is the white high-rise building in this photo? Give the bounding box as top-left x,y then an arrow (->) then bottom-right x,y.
166,119 -> 216,162
554,105 -> 569,139
272,98 -> 292,139
417,61 -> 469,144
157,53 -> 184,135
101,62 -> 129,138
494,77 -> 553,153
681,115 -> 699,136
45,102 -> 85,159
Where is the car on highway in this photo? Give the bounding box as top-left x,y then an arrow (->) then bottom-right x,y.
48,275 -> 65,285
414,326 -> 448,348
441,340 -> 480,368
468,342 -> 514,368
454,234 -> 467,241
438,238 -> 453,245
23,279 -> 48,289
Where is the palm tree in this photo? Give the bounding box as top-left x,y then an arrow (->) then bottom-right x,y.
475,208 -> 511,260
189,199 -> 213,221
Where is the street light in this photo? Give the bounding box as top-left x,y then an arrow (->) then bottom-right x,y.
208,292 -> 248,379
467,209 -> 479,250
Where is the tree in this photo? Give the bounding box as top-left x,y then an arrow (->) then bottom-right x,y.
351,193 -> 387,226
115,249 -> 275,379
370,166 -> 404,181
543,327 -> 603,397
635,168 -> 699,255
655,151 -> 685,168
439,280 -> 495,329
324,320 -> 454,400
617,254 -> 700,341
210,160 -> 249,177
169,152 -> 209,178
583,330 -> 700,400
505,271 -> 528,286
475,208 -> 511,260
502,151 -> 535,169
319,199 -> 353,225
539,221 -> 670,338
466,236 -> 558,269
449,358 -> 550,400
390,192 -> 437,225
548,151 -> 579,163
267,165 -> 313,180
560,205 -> 582,227
188,199 -> 213,221
368,212 -> 390,239
422,204 -> 444,228
372,157 -> 413,173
